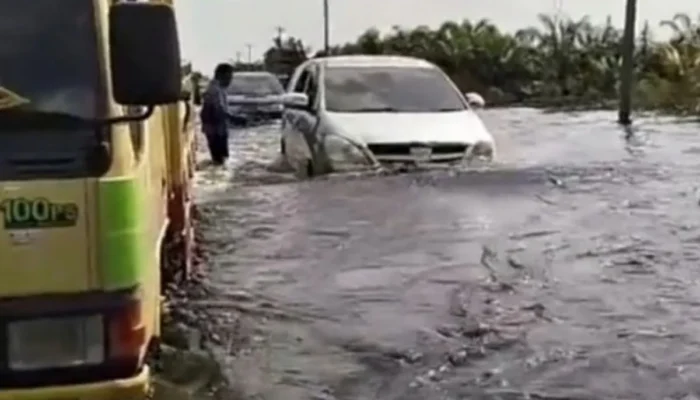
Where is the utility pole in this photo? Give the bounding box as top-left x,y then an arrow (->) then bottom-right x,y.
323,0 -> 329,53
553,0 -> 563,24
618,0 -> 637,125
245,43 -> 252,63
275,26 -> 285,42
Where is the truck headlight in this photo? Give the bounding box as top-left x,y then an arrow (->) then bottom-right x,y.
8,315 -> 104,371
322,135 -> 371,170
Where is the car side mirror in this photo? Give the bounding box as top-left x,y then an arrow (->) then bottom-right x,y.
464,92 -> 485,108
281,92 -> 310,109
109,2 -> 182,106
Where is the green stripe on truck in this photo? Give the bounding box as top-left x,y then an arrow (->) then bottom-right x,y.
98,178 -> 147,289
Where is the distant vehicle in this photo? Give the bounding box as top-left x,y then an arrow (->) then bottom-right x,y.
226,71 -> 285,120
279,55 -> 495,177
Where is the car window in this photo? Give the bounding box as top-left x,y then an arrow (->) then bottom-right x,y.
306,69 -> 318,107
227,74 -> 284,95
324,66 -> 466,113
293,69 -> 310,93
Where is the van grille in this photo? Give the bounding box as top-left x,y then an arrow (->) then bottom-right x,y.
367,143 -> 467,155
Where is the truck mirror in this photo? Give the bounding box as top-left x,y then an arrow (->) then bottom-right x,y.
109,2 -> 181,106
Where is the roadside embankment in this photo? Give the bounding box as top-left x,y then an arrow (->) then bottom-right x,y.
149,210 -> 236,400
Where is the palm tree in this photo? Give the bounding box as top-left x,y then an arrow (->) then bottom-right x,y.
660,13 -> 700,44
258,12 -> 700,112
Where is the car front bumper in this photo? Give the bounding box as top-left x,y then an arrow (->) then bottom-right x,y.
229,104 -> 283,119
366,141 -> 494,164
0,366 -> 149,400
249,110 -> 283,119
373,153 -> 466,163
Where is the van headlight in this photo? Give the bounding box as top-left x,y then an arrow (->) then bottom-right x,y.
8,315 -> 104,370
322,135 -> 371,170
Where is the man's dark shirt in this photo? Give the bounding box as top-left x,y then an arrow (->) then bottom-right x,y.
200,80 -> 229,133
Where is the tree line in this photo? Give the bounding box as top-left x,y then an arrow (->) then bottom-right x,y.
263,13 -> 700,113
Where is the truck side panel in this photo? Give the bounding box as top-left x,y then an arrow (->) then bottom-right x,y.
97,178 -> 147,288
0,180 -> 96,295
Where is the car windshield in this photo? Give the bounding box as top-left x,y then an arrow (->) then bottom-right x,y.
0,0 -> 100,119
324,66 -> 466,113
227,74 -> 284,96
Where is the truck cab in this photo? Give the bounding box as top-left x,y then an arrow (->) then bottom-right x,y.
0,1 -> 188,398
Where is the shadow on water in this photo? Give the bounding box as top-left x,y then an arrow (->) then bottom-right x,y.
193,109 -> 700,399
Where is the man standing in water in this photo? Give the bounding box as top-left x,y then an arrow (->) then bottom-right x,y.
200,63 -> 244,165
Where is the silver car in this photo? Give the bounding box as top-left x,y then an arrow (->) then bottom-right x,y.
279,55 -> 493,177
226,72 -> 285,120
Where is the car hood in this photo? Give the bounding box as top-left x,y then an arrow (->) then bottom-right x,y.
325,110 -> 493,145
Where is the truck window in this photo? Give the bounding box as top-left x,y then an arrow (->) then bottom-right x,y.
0,0 -> 106,180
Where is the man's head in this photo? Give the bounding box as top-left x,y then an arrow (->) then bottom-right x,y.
213,63 -> 234,87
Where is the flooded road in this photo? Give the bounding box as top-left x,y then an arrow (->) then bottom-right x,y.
194,108 -> 700,399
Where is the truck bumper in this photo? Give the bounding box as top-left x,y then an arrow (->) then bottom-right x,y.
0,366 -> 149,400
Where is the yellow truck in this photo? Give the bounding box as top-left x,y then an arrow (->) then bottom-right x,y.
0,0 -> 195,399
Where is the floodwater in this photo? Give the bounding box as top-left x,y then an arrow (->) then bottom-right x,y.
194,108 -> 700,400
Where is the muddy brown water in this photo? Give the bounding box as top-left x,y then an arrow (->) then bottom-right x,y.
193,109 -> 700,400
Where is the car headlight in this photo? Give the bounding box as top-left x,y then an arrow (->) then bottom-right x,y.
8,315 -> 104,370
322,134 -> 371,170
468,140 -> 495,160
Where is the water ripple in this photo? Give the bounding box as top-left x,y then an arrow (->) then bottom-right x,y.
194,109 -> 700,399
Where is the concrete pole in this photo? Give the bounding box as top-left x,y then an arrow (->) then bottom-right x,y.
246,44 -> 253,63
323,0 -> 329,53
618,0 -> 637,125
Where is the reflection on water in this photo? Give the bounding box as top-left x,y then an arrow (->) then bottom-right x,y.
195,109 -> 700,399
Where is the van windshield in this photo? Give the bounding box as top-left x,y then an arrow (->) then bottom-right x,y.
0,0 -> 101,119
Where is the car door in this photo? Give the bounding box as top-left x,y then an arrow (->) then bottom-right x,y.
281,67 -> 309,172
298,65 -> 321,172
281,64 -> 320,174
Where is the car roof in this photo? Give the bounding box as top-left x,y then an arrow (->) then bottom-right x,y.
316,55 -> 437,69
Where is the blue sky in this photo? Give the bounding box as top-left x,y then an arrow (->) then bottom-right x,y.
175,0 -> 699,72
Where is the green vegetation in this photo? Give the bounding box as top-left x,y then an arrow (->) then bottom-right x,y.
263,13 -> 700,113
